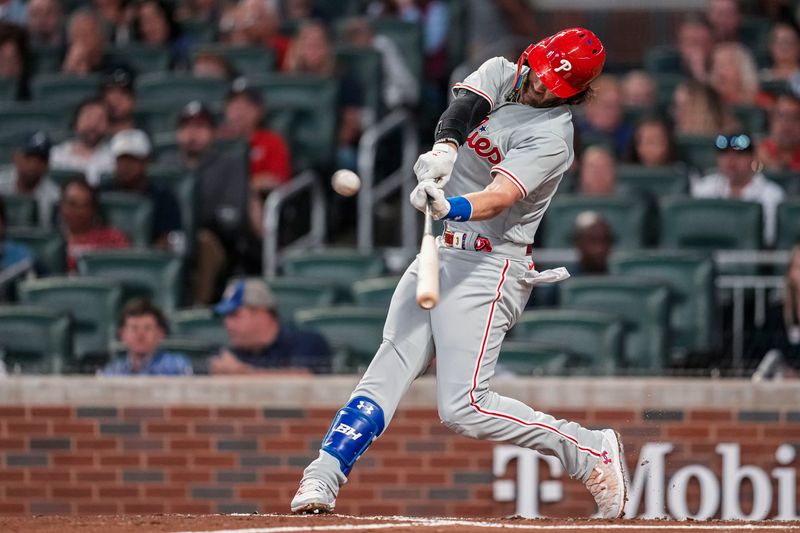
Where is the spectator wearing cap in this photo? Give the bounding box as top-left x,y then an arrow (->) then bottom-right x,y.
757,93 -> 800,172
0,131 -> 59,228
101,67 -> 137,134
163,100 -> 253,304
50,98 -> 115,186
59,178 -> 129,271
219,80 -> 291,190
103,298 -> 193,376
693,133 -> 785,246
209,278 -> 332,375
25,0 -> 63,46
101,129 -> 182,250
573,211 -> 613,276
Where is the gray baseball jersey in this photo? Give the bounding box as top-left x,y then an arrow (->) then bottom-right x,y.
299,57 -> 609,503
449,57 -> 575,246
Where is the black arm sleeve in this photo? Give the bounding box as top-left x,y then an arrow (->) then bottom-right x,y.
434,89 -> 492,146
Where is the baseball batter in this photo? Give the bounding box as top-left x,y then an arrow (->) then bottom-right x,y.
291,28 -> 628,518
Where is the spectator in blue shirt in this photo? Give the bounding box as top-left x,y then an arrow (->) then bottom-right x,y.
0,196 -> 33,271
103,298 -> 193,376
209,278 -> 332,375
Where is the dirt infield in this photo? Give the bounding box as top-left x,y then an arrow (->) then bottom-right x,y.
0,514 -> 799,533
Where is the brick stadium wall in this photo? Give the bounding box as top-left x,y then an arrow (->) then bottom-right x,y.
0,377 -> 798,518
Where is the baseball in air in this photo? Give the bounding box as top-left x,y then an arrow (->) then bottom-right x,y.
331,169 -> 361,197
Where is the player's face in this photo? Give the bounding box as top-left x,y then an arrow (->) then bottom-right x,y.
520,75 -> 562,107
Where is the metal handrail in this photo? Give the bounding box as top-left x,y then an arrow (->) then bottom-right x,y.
357,110 -> 419,251
262,170 -> 326,279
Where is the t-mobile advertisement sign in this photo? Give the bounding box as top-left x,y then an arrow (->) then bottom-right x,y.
493,443 -> 798,520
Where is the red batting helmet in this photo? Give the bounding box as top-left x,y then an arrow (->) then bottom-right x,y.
514,28 -> 606,99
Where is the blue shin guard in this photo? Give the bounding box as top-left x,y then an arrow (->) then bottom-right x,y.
321,396 -> 385,476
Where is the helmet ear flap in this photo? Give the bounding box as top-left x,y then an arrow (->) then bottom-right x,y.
514,43 -> 536,92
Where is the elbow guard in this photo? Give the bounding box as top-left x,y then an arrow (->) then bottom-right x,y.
435,89 -> 491,146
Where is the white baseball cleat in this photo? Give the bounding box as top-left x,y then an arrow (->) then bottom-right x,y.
290,478 -> 337,514
585,429 -> 628,519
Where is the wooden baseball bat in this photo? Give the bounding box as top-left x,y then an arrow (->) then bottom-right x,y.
416,204 -> 440,309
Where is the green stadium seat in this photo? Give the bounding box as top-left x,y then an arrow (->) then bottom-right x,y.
610,251 -> 715,362
281,249 -> 385,291
351,276 -> 401,309
266,278 -> 337,323
0,305 -> 72,374
511,309 -> 624,375
0,194 -> 37,227
48,168 -> 86,188
644,45 -> 681,74
335,46 -> 383,124
170,307 -> 228,347
159,337 -> 217,374
0,107 -> 66,137
252,74 -> 338,170
372,19 -> 423,82
659,197 -> 762,250
294,306 -> 385,371
560,277 -> 670,373
497,341 -> 585,376
108,44 -> 171,73
31,73 -> 102,104
311,0 -> 363,21
192,45 -> 276,75
30,45 -> 62,75
676,135 -> 718,173
777,199 -> 800,250
541,195 -> 647,248
77,250 -> 183,313
99,191 -> 155,249
731,105 -> 767,135
653,73 -> 686,109
19,277 -> 122,359
181,20 -> 217,44
764,171 -> 799,196
135,73 -> 229,106
5,227 -> 66,274
0,77 -> 17,101
616,164 -> 689,198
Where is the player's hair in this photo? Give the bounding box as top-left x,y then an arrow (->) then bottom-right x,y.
118,298 -> 170,333
566,86 -> 594,106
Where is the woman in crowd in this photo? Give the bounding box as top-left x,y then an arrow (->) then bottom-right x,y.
627,116 -> 679,167
132,0 -> 191,69
59,179 -> 129,272
708,42 -> 773,108
761,21 -> 800,82
672,80 -> 731,135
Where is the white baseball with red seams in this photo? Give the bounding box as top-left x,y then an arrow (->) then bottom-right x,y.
297,56 -> 625,518
331,169 -> 361,197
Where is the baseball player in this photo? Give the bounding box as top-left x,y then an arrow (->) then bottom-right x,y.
291,28 -> 628,518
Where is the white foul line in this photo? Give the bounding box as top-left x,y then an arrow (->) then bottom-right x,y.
176,517 -> 800,533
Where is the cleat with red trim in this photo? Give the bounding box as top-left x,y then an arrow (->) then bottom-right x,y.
290,478 -> 336,514
585,429 -> 628,519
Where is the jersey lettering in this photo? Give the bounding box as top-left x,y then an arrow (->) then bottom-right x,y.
466,120 -> 502,165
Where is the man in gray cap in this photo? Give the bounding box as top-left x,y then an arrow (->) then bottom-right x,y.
209,278 -> 332,374
0,131 -> 60,228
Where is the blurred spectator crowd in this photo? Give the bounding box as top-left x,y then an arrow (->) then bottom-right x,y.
1,0 -> 800,378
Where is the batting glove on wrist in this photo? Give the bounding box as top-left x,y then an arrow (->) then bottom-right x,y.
410,180 -> 450,220
413,142 -> 457,188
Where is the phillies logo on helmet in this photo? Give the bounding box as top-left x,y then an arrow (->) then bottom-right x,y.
514,27 -> 606,99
